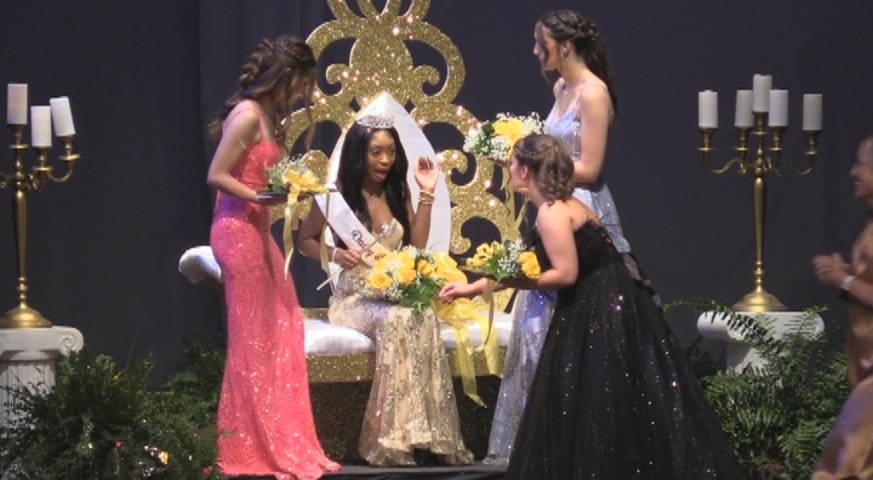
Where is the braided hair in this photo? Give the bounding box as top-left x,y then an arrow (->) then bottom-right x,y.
513,134 -> 575,203
536,10 -> 618,117
208,35 -> 317,149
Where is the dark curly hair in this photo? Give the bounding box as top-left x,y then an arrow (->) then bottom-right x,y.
513,134 -> 575,202
208,35 -> 317,149
536,9 -> 618,117
336,122 -> 412,245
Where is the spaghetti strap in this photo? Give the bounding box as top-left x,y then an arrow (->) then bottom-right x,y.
223,100 -> 267,141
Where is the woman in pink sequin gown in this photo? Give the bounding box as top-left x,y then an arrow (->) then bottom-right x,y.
207,35 -> 339,480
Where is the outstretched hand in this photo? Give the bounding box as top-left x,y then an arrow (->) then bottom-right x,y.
413,156 -> 441,193
812,252 -> 850,288
439,282 -> 478,303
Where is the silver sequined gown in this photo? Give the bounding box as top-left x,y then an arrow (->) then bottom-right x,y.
484,92 -> 633,464
328,218 -> 473,467
506,223 -> 743,479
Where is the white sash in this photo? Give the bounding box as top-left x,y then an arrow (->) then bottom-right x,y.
313,193 -> 390,267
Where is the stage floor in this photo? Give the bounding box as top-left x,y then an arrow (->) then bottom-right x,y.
324,462 -> 507,479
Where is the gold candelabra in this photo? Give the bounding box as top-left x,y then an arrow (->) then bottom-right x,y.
698,77 -> 821,312
0,97 -> 80,328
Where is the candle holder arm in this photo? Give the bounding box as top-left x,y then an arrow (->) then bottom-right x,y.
34,137 -> 80,184
701,127 -> 752,175
775,130 -> 820,176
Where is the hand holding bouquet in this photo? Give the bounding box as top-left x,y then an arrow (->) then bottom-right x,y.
263,154 -> 327,199
263,154 -> 328,276
463,112 -> 544,167
465,239 -> 541,283
366,247 -> 466,310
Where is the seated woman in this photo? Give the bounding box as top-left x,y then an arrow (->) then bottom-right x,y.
298,114 -> 473,467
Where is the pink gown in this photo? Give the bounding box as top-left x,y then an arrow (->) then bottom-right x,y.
210,103 -> 339,479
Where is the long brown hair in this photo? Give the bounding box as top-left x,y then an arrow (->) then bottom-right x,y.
513,134 -> 575,202
536,10 -> 618,117
208,35 -> 317,149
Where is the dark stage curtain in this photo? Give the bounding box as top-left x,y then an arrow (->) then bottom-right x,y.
1,1 -> 873,380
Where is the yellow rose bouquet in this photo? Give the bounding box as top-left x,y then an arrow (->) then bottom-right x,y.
462,112 -> 544,167
263,154 -> 328,276
263,154 -> 327,198
465,239 -> 541,283
365,248 -> 501,405
366,246 -> 461,310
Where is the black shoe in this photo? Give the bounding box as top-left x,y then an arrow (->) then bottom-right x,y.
412,449 -> 439,466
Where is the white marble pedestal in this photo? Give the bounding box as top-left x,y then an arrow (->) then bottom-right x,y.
697,311 -> 823,371
0,326 -> 84,428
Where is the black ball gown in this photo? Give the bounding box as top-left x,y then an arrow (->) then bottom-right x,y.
506,222 -> 745,479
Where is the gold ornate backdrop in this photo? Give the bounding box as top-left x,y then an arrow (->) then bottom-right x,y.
285,0 -> 519,310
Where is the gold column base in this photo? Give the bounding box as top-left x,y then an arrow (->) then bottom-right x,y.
0,306 -> 52,328
731,288 -> 788,313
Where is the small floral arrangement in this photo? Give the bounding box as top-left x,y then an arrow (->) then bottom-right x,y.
264,154 -> 326,197
464,240 -> 541,282
366,247 -> 466,310
463,112 -> 544,165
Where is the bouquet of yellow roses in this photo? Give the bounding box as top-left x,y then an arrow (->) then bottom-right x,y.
263,154 -> 328,276
263,154 -> 327,198
465,239 -> 541,282
366,247 -> 466,310
463,112 -> 544,166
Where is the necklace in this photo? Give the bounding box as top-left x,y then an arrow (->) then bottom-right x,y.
363,188 -> 384,200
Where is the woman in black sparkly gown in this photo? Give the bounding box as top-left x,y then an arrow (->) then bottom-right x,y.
441,134 -> 744,479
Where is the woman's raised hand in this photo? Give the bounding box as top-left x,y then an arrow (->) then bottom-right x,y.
413,156 -> 441,193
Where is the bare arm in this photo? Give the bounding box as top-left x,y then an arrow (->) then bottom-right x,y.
813,252 -> 873,309
298,204 -> 327,261
572,85 -> 612,185
532,202 -> 579,290
206,108 -> 261,203
409,156 -> 439,248
439,203 -> 584,302
298,201 -> 361,270
844,276 -> 873,309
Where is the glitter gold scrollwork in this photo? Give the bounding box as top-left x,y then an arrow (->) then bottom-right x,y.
283,0 -> 516,310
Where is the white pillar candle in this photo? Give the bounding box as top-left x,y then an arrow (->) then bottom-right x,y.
698,90 -> 718,128
49,96 -> 75,136
734,90 -> 754,128
752,74 -> 772,113
30,106 -> 52,148
803,94 -> 822,131
7,83 -> 28,125
768,89 -> 789,127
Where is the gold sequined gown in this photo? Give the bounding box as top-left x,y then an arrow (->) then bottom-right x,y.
813,222 -> 873,480
328,218 -> 473,466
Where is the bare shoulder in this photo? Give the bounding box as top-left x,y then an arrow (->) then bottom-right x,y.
566,197 -> 598,229
224,102 -> 259,130
577,82 -> 610,109
536,200 -> 573,230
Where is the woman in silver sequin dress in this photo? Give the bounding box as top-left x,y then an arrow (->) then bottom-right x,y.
485,10 -> 653,465
298,121 -> 472,467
